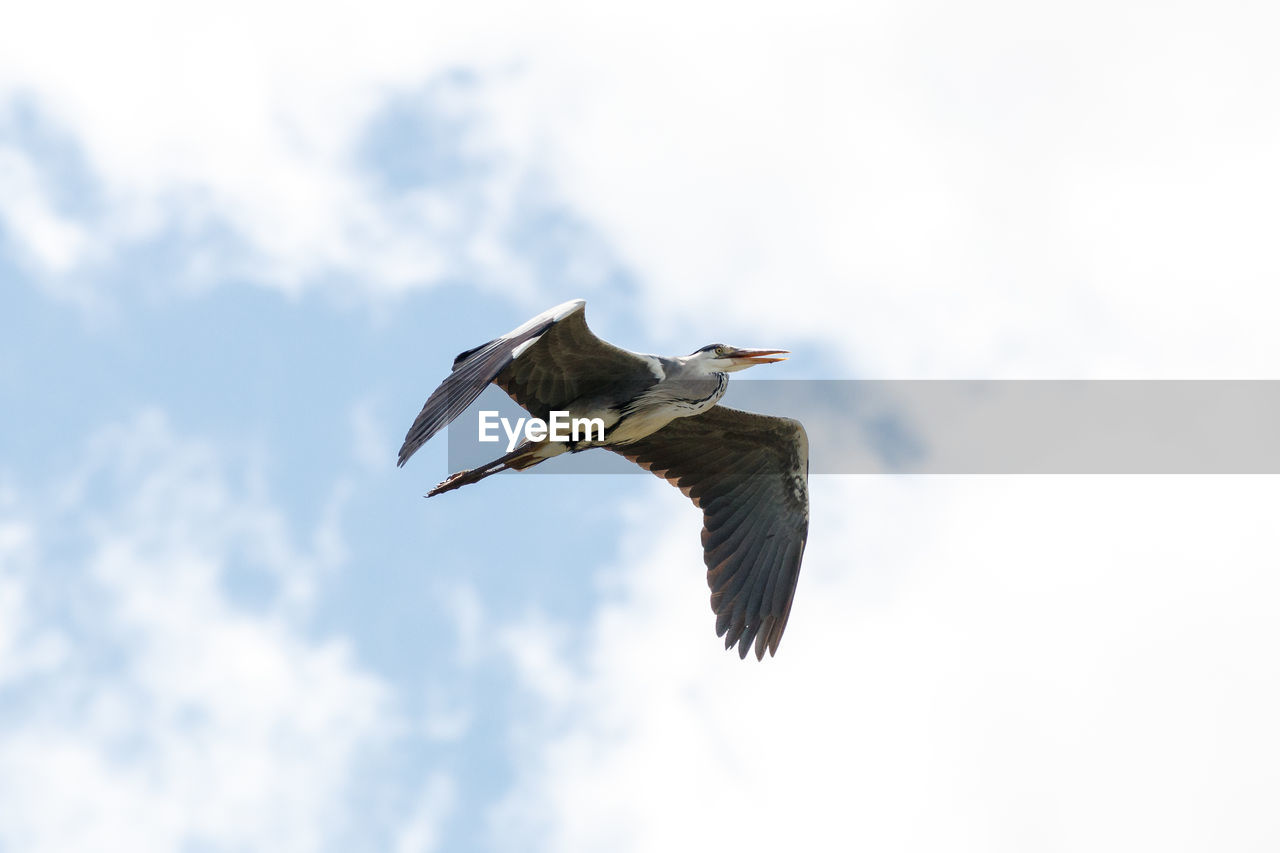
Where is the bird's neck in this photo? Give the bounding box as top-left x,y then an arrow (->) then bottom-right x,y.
678,357 -> 725,379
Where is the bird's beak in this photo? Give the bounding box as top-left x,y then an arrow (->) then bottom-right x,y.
727,348 -> 789,364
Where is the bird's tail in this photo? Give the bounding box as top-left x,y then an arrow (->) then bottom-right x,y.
427,441 -> 566,497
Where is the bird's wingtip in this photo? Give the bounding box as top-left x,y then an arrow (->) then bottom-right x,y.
551,298 -> 587,321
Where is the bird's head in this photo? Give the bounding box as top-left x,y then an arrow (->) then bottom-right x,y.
687,343 -> 789,373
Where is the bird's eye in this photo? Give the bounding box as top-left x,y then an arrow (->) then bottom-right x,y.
714,346 -> 727,357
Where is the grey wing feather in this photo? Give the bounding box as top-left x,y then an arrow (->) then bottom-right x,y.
397,300 -> 657,466
611,406 -> 810,660
397,299 -> 581,466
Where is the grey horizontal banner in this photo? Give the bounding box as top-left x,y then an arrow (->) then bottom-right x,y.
442,381 -> 1280,475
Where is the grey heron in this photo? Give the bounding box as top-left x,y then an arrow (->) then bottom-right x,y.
398,299 -> 809,660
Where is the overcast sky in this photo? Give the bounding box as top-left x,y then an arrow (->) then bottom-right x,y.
3,3 -> 1280,851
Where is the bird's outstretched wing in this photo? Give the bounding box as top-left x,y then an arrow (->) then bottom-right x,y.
612,406 -> 810,660
494,306 -> 659,423
397,299 -> 656,466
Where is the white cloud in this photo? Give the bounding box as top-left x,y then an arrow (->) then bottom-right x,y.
0,518 -> 70,688
1,2 -> 554,298
479,2 -> 1280,377
4,1 -> 1276,375
0,411 -> 445,852
494,475 -> 1280,852
0,145 -> 86,272
394,773 -> 456,853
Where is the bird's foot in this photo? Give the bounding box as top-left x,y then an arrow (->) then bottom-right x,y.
427,469 -> 471,497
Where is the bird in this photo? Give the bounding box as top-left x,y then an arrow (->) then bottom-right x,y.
398,299 -> 809,660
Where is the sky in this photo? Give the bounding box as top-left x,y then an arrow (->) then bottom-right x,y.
3,2 -> 1280,851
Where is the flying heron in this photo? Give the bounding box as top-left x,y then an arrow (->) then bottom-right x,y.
398,299 -> 809,660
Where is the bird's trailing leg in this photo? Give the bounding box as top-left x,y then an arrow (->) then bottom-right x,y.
427,441 -> 568,497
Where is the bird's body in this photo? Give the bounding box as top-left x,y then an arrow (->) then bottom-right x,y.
552,356 -> 728,447
398,299 -> 809,660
